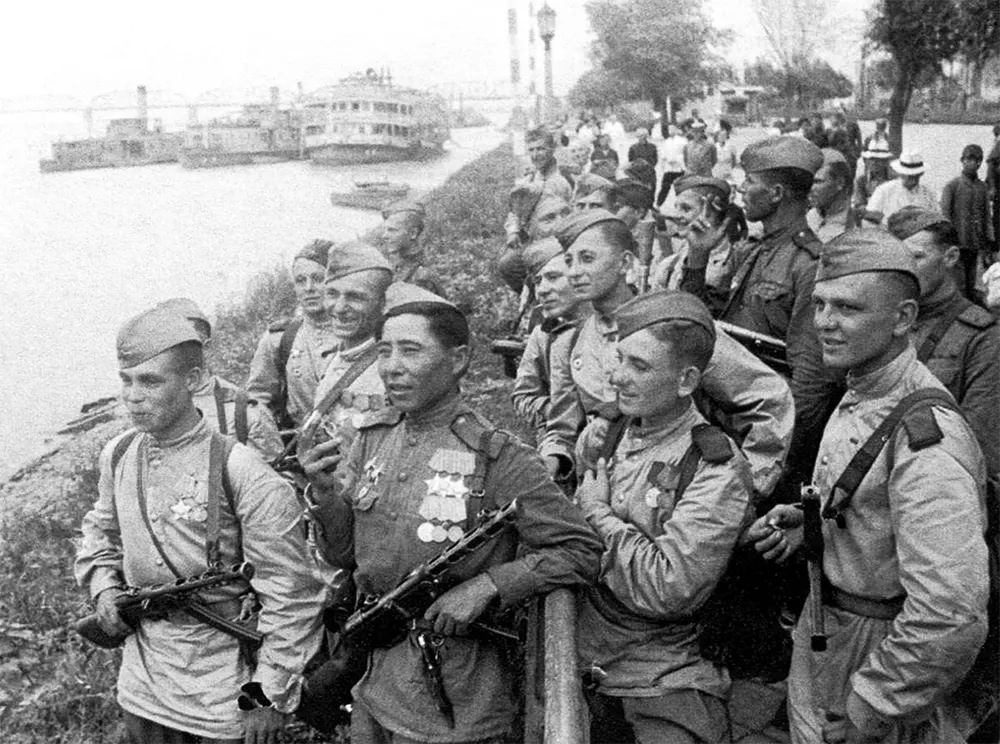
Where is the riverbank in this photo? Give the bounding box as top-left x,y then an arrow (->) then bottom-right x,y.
0,142 -> 521,743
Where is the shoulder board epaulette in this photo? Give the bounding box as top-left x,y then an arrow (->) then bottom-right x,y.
791,229 -> 822,258
690,424 -> 734,464
268,317 -> 295,334
957,303 -> 996,330
358,407 -> 403,430
901,405 -> 945,451
450,412 -> 510,459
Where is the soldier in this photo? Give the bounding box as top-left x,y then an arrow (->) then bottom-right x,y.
300,284 -> 601,744
156,297 -> 283,463
546,209 -> 793,503
887,207 -> 999,493
246,239 -> 340,430
499,182 -> 572,294
511,237 -> 590,458
75,306 -> 324,744
307,242 -> 395,453
749,231 -> 990,743
575,290 -> 754,744
680,135 -> 842,491
806,148 -> 853,242
379,200 -> 448,297
573,173 -> 616,212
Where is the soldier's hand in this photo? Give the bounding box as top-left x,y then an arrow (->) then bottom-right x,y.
243,705 -> 287,744
577,417 -> 610,471
298,437 -> 341,491
822,709 -> 884,744
578,458 -> 611,511
95,587 -> 131,639
424,574 -> 499,637
745,504 -> 803,563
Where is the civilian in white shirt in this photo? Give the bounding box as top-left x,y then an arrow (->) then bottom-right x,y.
864,151 -> 939,226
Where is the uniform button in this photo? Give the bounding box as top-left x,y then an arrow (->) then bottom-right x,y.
155,559 -> 164,566
455,416 -> 465,424
399,473 -> 408,482
407,436 -> 418,447
821,456 -> 829,465
151,514 -> 159,522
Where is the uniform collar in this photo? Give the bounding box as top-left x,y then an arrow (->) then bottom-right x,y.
624,400 -> 700,450
760,215 -> 809,246
844,344 -> 916,402
149,416 -> 210,450
338,335 -> 377,361
918,285 -> 962,320
404,390 -> 464,430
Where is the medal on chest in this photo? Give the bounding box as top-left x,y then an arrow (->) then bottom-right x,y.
355,457 -> 383,509
417,449 -> 476,544
170,473 -> 209,523
643,461 -> 679,518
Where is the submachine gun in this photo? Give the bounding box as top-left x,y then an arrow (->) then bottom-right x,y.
297,500 -> 519,733
717,320 -> 791,377
75,562 -> 261,649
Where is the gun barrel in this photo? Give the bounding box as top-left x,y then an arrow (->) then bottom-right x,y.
801,485 -> 826,652
117,562 -> 254,608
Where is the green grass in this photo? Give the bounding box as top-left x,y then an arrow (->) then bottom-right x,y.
0,142 -> 524,743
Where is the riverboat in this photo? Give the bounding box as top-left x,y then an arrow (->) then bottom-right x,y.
39,87 -> 182,173
180,88 -> 307,168
329,180 -> 411,210
303,69 -> 449,166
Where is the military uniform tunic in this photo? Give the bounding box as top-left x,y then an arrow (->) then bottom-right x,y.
315,394 -> 601,743
577,403 -> 754,699
788,347 -> 989,742
545,311 -> 793,499
311,337 -> 387,451
246,316 -> 340,428
681,218 -> 842,485
911,291 -> 1000,491
511,319 -> 576,440
194,374 -> 283,462
75,419 -> 324,739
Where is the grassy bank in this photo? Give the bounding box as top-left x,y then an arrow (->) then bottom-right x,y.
0,142 -> 521,743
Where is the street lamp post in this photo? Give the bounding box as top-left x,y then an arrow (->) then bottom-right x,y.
537,2 -> 556,123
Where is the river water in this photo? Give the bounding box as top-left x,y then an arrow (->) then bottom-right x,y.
0,111 -> 994,478
0,106 -> 506,478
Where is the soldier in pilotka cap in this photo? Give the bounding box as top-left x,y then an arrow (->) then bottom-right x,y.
679,135 -> 843,495
511,237 -> 591,449
300,282 -> 600,744
246,239 -> 341,431
749,230 -> 990,743
575,289 -> 755,744
379,199 -> 448,298
76,305 -> 324,744
155,298 -> 283,463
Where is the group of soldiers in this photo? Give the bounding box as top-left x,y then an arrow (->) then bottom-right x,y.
74,120 -> 999,744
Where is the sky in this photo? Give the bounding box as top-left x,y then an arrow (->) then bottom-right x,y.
0,0 -> 871,106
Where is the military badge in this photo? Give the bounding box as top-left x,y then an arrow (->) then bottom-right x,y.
417,449 -> 474,543
355,457 -> 383,511
171,475 -> 208,523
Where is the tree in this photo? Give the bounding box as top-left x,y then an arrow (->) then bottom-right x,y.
745,56 -> 853,108
956,0 -> 1000,101
568,68 -> 640,110
752,0 -> 828,72
581,0 -> 730,118
867,0 -> 963,154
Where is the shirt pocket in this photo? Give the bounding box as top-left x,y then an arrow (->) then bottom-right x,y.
748,280 -> 792,332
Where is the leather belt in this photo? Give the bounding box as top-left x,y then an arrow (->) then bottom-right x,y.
822,580 -> 904,621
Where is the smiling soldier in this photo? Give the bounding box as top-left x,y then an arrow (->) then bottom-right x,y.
300,283 -> 600,744
76,306 -> 323,744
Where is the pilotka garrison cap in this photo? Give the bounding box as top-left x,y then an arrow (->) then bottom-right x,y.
382,198 -> 426,221
155,297 -> 211,338
117,306 -> 202,368
555,208 -> 625,249
816,230 -> 919,285
886,206 -> 952,241
523,237 -> 564,277
573,172 -> 615,199
383,281 -> 456,315
326,241 -> 392,282
614,178 -> 654,210
674,175 -> 731,201
614,289 -> 716,341
295,238 -> 334,267
741,136 -> 824,175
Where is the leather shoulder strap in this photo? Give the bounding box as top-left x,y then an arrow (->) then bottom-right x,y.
690,424 -> 734,464
824,388 -> 958,524
450,412 -> 509,529
598,416 -> 631,463
276,317 -> 303,374
917,299 -> 972,362
309,343 -> 380,422
212,382 -> 229,436
206,432 -> 239,568
109,429 -> 141,475
233,390 -> 249,445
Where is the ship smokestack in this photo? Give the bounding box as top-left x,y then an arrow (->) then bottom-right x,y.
137,85 -> 148,120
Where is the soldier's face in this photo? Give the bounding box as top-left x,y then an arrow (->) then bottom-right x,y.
527,139 -> 554,170
119,350 -> 199,438
324,271 -> 385,347
564,229 -> 629,303
739,172 -> 780,222
534,255 -> 578,319
904,231 -> 956,300
292,258 -> 328,318
809,165 -> 841,212
812,273 -> 917,376
381,213 -> 419,260
377,314 -> 468,414
532,202 -> 571,240
610,329 -> 697,421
